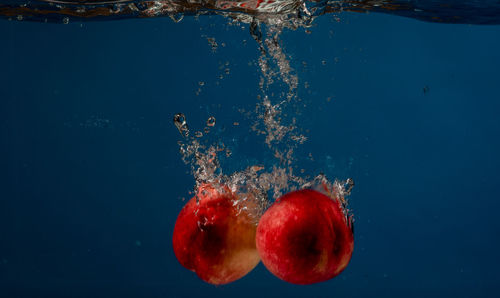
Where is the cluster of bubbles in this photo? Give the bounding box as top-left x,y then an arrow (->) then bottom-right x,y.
174,111 -> 355,225
173,18 -> 354,225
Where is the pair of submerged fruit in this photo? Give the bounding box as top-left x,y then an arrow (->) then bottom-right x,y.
172,183 -> 354,285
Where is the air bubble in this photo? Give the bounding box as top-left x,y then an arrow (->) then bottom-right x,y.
206,116 -> 216,127
173,113 -> 189,138
206,37 -> 218,52
343,178 -> 355,195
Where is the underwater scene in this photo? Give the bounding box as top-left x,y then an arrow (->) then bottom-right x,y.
1,0 -> 500,297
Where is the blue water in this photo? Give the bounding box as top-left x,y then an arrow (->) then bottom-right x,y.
1,3 -> 500,298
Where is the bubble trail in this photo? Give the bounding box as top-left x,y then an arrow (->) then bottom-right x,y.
166,11 -> 355,225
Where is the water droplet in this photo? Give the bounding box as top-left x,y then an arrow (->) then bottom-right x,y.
195,131 -> 203,138
173,113 -> 189,138
206,116 -> 216,127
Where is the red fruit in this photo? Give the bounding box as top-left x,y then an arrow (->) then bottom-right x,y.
256,189 -> 354,285
172,183 -> 260,285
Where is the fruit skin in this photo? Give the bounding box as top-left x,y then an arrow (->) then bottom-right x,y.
256,189 -> 354,285
172,183 -> 260,285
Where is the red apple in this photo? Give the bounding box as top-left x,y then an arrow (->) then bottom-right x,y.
256,189 -> 354,284
172,183 -> 260,285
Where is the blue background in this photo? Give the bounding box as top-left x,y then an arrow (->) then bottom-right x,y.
1,9 -> 500,298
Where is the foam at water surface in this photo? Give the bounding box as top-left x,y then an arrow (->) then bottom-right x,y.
2,1 -> 500,24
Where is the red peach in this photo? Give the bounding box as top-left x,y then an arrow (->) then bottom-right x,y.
172,183 -> 260,285
256,189 -> 354,285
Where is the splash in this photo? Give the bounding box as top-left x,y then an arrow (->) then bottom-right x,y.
3,1 -> 500,25
173,19 -> 354,224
